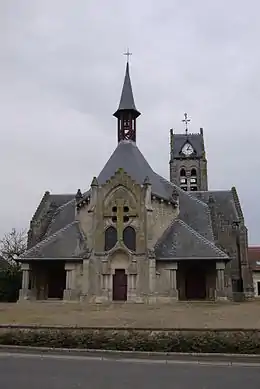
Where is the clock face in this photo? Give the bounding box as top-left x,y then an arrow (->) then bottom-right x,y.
182,142 -> 194,156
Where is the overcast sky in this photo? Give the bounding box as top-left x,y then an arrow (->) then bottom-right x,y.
0,1 -> 259,244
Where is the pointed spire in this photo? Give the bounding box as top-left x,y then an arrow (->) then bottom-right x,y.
113,62 -> 140,118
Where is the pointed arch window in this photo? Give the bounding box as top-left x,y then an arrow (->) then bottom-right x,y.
123,226 -> 136,251
180,168 -> 187,189
191,168 -> 197,177
104,226 -> 117,251
190,168 -> 197,191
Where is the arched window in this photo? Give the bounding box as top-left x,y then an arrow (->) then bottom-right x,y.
180,168 -> 187,190
180,168 -> 186,177
190,168 -> 197,191
123,226 -> 136,251
104,226 -> 117,251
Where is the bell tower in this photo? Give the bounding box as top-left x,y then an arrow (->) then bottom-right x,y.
169,113 -> 208,191
113,51 -> 141,143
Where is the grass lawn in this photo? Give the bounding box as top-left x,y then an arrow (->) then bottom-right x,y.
1,300 -> 260,328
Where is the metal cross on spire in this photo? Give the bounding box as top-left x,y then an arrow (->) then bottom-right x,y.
124,48 -> 132,63
182,112 -> 191,135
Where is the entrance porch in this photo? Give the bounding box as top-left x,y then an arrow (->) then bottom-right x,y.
177,260 -> 226,301
18,261 -> 80,301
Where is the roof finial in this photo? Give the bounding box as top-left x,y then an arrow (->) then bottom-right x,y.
182,112 -> 191,135
123,48 -> 132,63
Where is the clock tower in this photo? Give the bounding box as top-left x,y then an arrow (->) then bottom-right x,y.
169,114 -> 208,191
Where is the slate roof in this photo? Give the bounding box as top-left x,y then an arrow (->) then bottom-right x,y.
155,219 -> 228,260
160,176 -> 215,242
45,199 -> 76,237
31,192 -> 74,224
21,221 -> 88,260
193,190 -> 239,222
98,140 -> 171,200
171,132 -> 205,159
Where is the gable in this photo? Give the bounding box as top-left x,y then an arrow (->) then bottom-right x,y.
155,219 -> 228,260
21,221 -> 88,260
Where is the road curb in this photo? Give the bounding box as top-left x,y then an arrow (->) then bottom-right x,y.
1,344 -> 260,363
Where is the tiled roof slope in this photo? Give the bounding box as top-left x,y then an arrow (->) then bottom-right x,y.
31,192 -> 74,224
193,190 -> 239,223
155,219 -> 228,260
45,199 -> 76,237
159,175 -> 215,242
21,221 -> 88,260
97,140 -> 171,200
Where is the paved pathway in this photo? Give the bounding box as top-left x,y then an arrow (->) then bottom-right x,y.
1,352 -> 260,389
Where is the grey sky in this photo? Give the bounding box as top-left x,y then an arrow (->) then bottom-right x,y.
0,0 -> 259,244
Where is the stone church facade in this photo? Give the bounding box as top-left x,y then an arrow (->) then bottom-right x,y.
18,62 -> 253,303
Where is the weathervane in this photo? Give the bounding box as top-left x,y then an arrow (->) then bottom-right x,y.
182,112 -> 191,135
124,48 -> 132,63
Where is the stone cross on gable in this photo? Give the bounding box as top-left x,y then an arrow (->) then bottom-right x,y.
104,199 -> 137,242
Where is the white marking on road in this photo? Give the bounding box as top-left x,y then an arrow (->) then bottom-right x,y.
0,352 -> 260,368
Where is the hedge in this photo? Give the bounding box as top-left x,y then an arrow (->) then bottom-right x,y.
1,328 -> 260,354
0,265 -> 22,302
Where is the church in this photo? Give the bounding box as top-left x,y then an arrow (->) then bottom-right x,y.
18,61 -> 253,303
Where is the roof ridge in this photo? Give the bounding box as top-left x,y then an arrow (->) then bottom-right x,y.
51,193 -> 74,197
195,190 -> 231,194
21,220 -> 80,258
44,197 -> 76,237
57,198 -> 75,210
176,219 -> 228,257
231,186 -> 244,223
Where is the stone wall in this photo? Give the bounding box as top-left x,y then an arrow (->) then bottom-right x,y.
147,199 -> 178,248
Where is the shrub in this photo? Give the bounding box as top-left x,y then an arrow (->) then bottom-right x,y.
0,328 -> 260,354
0,264 -> 22,302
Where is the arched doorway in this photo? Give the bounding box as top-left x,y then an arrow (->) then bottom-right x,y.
113,269 -> 127,301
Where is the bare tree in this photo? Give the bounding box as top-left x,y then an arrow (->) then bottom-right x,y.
0,228 -> 27,264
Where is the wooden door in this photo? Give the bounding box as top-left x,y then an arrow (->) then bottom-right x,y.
113,269 -> 127,301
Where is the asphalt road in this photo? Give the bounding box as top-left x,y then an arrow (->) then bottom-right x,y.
1,352 -> 260,389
